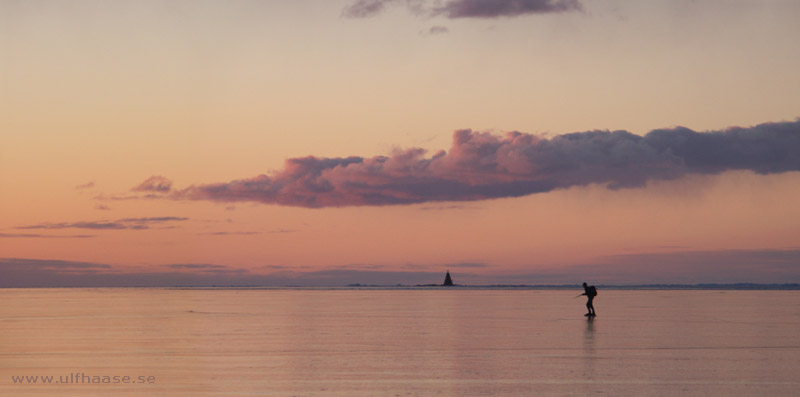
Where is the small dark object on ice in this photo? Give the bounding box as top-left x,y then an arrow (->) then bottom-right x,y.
442,271 -> 454,286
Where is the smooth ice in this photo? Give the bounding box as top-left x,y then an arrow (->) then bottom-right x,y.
2,289 -> 799,396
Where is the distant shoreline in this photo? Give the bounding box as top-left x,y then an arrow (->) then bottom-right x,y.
2,283 -> 799,290
347,283 -> 800,290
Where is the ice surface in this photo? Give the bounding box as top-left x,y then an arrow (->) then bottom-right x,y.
1,289 -> 799,395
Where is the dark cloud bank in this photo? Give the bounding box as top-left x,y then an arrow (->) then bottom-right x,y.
168,120 -> 800,208
343,0 -> 582,19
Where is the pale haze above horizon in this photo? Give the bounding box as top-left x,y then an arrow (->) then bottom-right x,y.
2,0 -> 800,286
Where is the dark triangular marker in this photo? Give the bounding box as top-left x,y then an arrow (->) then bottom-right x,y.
442,270 -> 454,286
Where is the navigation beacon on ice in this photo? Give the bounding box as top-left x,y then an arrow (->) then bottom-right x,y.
442,271 -> 454,286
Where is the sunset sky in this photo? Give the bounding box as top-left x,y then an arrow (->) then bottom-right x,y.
2,0 -> 800,286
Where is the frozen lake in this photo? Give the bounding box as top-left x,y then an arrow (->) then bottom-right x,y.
2,288 -> 799,395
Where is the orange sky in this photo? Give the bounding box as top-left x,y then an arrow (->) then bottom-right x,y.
2,0 -> 800,286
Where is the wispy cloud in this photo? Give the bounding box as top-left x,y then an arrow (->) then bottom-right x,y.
343,0 -> 582,19
267,228 -> 298,234
117,216 -> 188,223
0,258 -> 252,287
434,0 -> 582,18
0,258 -> 452,287
132,175 -> 173,193
75,180 -> 95,190
17,258 -> 111,270
17,222 -> 130,230
168,119 -> 800,208
400,261 -> 489,270
163,264 -> 229,269
201,231 -> 262,236
161,263 -> 247,275
0,233 -> 96,239
89,176 -> 174,203
260,265 -> 293,270
5,248 -> 800,287
425,25 -> 449,35
418,204 -> 479,211
342,0 -> 390,18
93,193 -> 163,201
16,217 -> 189,230
200,228 -> 296,236
446,262 -> 490,268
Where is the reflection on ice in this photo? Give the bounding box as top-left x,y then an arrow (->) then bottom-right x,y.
1,289 -> 799,396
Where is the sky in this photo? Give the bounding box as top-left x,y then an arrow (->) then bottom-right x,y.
2,0 -> 800,287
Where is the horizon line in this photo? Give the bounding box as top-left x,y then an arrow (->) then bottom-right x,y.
2,283 -> 799,290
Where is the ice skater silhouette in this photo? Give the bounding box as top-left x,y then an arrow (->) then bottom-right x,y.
581,282 -> 597,317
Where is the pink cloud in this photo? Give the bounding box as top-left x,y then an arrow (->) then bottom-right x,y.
167,119 -> 800,208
